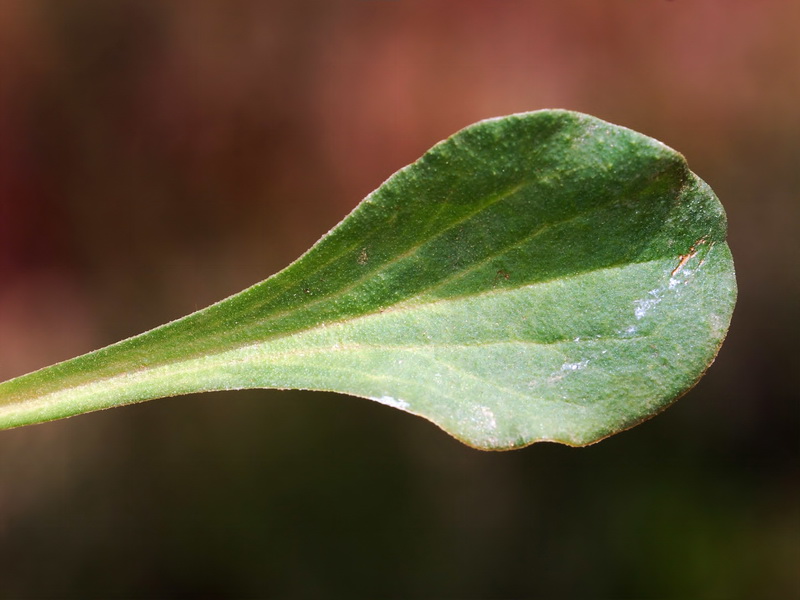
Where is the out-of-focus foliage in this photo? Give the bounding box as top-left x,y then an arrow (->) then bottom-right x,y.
0,1 -> 796,598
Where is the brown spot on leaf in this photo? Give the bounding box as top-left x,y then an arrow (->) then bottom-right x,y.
494,269 -> 511,285
671,237 -> 707,276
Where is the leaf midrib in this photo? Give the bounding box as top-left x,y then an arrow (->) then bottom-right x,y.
212,169 -> 680,355
3,330 -> 645,421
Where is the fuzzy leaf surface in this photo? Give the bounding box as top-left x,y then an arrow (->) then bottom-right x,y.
0,110 -> 736,448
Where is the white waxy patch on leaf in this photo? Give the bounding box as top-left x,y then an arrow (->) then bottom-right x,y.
372,396 -> 410,411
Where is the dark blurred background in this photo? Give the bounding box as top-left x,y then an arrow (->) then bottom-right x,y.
0,1 -> 797,598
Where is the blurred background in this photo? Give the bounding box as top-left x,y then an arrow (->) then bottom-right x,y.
0,1 -> 797,598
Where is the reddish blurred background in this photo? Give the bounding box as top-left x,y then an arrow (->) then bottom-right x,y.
0,1 -> 797,597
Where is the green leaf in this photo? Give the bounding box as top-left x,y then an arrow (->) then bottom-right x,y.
0,110 -> 736,449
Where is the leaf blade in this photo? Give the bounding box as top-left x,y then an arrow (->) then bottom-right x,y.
0,110 -> 736,448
